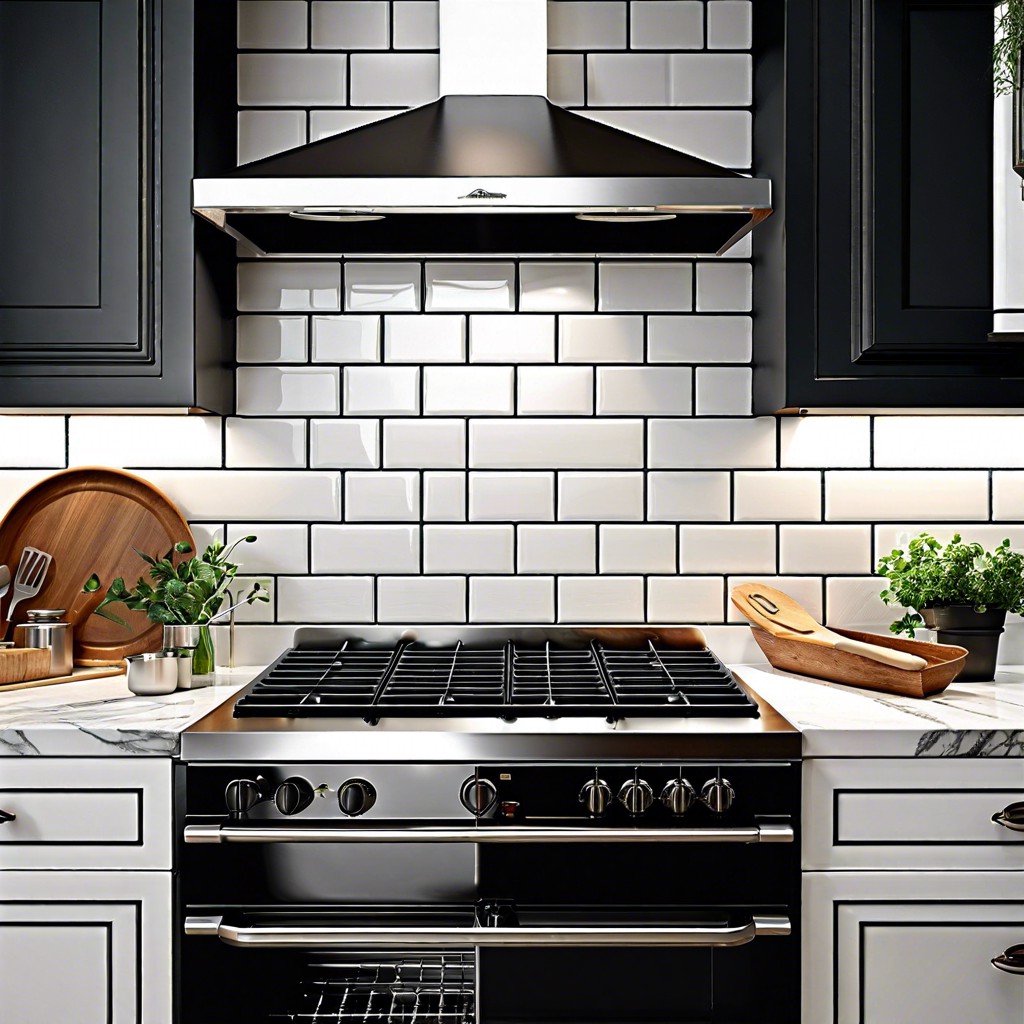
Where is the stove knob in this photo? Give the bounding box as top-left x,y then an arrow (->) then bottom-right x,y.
579,775 -> 612,818
225,778 -> 264,815
701,776 -> 736,815
661,777 -> 697,816
617,776 -> 654,817
338,779 -> 376,817
275,777 -> 314,816
459,776 -> 498,817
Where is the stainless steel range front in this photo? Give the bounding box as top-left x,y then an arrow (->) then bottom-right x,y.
180,627 -> 801,1024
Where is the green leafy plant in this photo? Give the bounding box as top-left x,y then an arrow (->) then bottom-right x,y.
877,532 -> 1024,637
995,0 -> 1024,95
94,537 -> 267,629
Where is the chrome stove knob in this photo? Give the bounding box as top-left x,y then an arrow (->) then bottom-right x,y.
618,773 -> 654,817
275,777 -> 314,816
338,779 -> 376,817
701,774 -> 736,815
579,771 -> 612,818
660,777 -> 697,816
459,775 -> 498,817
225,778 -> 265,815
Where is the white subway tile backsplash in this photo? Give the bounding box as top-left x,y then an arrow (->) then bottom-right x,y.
597,367 -> 692,415
779,417 -> 870,469
470,576 -> 555,622
310,108 -> 399,138
874,524 -> 1024,558
560,316 -> 644,362
469,472 -> 554,521
679,524 -> 775,573
875,417 -> 1024,468
215,625 -> 293,668
670,54 -> 751,106
548,54 -> 586,106
237,366 -> 341,416
238,1 -> 309,48
344,366 -> 420,414
733,471 -> 821,522
648,471 -> 731,522
426,263 -> 515,312
648,576 -> 724,622
423,525 -> 514,573
649,418 -> 776,468
520,263 -> 595,312
345,263 -> 421,311
238,53 -> 347,106
707,0 -> 753,49
384,418 -> 465,467
345,471 -> 420,521
424,367 -> 514,415
393,1 -> 439,48
311,1 -> 389,49
470,315 -> 555,363
384,315 -> 466,362
239,262 -> 341,312
824,576 -> 895,630
423,471 -> 466,521
558,576 -> 645,623
599,262 -> 692,312
779,524 -> 871,574
725,575 -> 823,622
227,524 -> 309,574
0,417 -> 64,468
599,524 -> 676,573
237,315 -> 308,363
518,524 -> 597,573
587,54 -> 670,106
78,416 -> 216,469
695,263 -> 752,312
377,576 -> 466,623
349,53 -> 439,106
235,575 -> 277,624
558,472 -> 644,521
630,1 -> 703,49
313,524 -> 419,573
225,418 -> 306,468
313,315 -> 381,363
470,420 -> 644,468
826,471 -> 989,521
518,367 -> 593,415
694,367 -> 751,415
278,575 -> 374,622
647,316 -> 752,363
548,1 -> 627,49
994,473 -> 1024,520
237,110 -> 307,164
310,418 -> 380,468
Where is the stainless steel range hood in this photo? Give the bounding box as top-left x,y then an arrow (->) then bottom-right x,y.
193,0 -> 771,258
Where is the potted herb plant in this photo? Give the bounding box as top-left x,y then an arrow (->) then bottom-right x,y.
94,537 -> 268,676
995,0 -> 1024,179
877,533 -> 1024,681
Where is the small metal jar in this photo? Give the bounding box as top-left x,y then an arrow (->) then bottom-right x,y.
125,651 -> 180,695
14,609 -> 73,677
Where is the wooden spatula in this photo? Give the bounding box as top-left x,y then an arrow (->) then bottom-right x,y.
730,583 -> 927,671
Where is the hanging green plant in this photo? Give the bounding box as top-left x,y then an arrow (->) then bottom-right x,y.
995,0 -> 1024,95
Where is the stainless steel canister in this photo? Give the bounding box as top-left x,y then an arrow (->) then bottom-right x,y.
14,609 -> 73,677
125,651 -> 180,695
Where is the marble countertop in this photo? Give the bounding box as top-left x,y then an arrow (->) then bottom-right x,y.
737,665 -> 1024,757
0,670 -> 257,756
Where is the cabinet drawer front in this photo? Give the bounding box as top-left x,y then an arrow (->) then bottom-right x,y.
0,759 -> 171,869
805,759 -> 1024,869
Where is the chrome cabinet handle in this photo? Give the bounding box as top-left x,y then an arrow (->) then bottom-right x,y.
0,808 -> 15,824
992,802 -> 1024,832
992,944 -> 1024,974
184,914 -> 791,949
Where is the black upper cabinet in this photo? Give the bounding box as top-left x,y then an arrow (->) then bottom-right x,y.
0,0 -> 234,410
754,0 -> 1024,411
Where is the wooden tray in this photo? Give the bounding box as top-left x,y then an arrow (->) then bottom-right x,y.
0,468 -> 194,665
0,662 -> 127,693
750,625 -> 968,698
0,647 -> 52,686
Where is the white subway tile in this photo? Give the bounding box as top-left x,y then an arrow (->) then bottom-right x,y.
874,524 -> 1024,559
425,263 -> 515,312
377,576 -> 466,623
560,315 -> 644,362
599,524 -> 676,573
825,471 -> 989,521
694,366 -> 752,415
312,315 -> 380,363
587,54 -> 670,106
649,418 -> 776,468
345,263 -> 421,311
140,471 -> 340,521
310,109 -> 400,139
648,472 -> 730,522
312,524 -> 419,572
518,366 -> 593,415
679,524 -> 776,573
237,366 -> 341,415
237,315 -> 308,363
669,54 -> 751,106
423,525 -> 514,573
310,419 -> 380,468
231,576 -> 275,625
424,367 -> 514,415
424,471 -> 466,521
470,420 -> 643,468
469,576 -> 555,623
226,524 -> 308,574
599,262 -> 692,312
189,523 -> 225,552
311,1 -> 389,49
994,473 -> 1024,520
393,1 -> 439,48
548,1 -> 626,49
558,472 -> 644,521
469,472 -> 554,521
344,366 -> 420,414
278,575 -> 374,623
726,576 -> 823,623
215,625 -> 293,668
226,418 -> 306,469
825,576 -> 896,630
647,316 -> 752,363
238,53 -> 346,106
0,417 -> 64,468
383,418 -> 465,468
345,471 -> 420,521
597,367 -> 691,415
349,53 -> 439,106
557,576 -> 645,623
695,262 -> 752,312
238,262 -> 341,312
733,471 -> 821,522
874,416 -> 1024,468
69,415 -> 221,468
520,263 -> 595,312
548,54 -> 585,106
237,110 -> 307,164
384,315 -> 466,362
707,0 -> 753,48
778,524 -> 871,574
648,576 -> 724,623
780,416 -> 870,468
518,524 -> 596,573
238,1 -> 309,48
470,315 -> 555,363
630,1 -> 703,49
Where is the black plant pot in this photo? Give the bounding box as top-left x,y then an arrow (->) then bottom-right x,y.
920,606 -> 1007,682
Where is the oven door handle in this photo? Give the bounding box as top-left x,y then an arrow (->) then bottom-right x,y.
183,822 -> 794,844
183,914 -> 792,948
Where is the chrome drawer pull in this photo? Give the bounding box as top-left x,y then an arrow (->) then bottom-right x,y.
0,808 -> 15,824
992,944 -> 1024,975
992,802 -> 1024,832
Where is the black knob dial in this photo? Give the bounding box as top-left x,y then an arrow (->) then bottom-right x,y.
618,775 -> 654,817
579,772 -> 612,818
701,775 -> 736,814
225,778 -> 264,815
338,779 -> 376,817
275,777 -> 315,816
661,777 -> 696,816
459,776 -> 498,817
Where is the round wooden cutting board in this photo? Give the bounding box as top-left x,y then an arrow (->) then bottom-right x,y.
0,468 -> 195,665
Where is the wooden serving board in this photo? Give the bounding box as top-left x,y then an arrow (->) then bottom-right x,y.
0,468 -> 194,665
0,647 -> 51,685
0,663 -> 127,693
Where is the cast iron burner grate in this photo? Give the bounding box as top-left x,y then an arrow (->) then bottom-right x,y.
234,639 -> 758,720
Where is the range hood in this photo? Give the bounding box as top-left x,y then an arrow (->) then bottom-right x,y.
193,0 -> 771,258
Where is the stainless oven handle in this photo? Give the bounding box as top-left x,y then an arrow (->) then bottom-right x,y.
183,822 -> 793,844
184,914 -> 791,948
